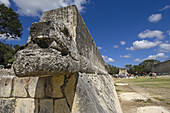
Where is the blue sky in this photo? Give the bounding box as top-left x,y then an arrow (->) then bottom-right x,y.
1,0 -> 170,68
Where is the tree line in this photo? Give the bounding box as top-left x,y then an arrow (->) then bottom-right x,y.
108,59 -> 160,75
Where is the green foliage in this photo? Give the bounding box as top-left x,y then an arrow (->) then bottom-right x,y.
0,41 -> 20,68
125,59 -> 160,74
0,4 -> 23,39
107,64 -> 119,75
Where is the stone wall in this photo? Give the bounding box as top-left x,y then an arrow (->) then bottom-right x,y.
0,5 -> 122,113
0,73 -> 78,113
152,60 -> 170,74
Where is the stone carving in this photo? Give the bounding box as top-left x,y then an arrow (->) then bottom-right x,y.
0,5 -> 122,113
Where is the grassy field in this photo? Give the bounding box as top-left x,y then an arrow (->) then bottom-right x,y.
114,75 -> 170,113
114,76 -> 170,88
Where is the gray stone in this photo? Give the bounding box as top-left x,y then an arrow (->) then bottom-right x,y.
13,5 -> 107,77
40,99 -> 53,113
28,77 -> 45,98
0,98 -> 15,113
12,77 -> 29,97
54,99 -> 70,113
0,77 -> 13,97
152,60 -> 170,74
15,98 -> 38,113
71,73 -> 122,113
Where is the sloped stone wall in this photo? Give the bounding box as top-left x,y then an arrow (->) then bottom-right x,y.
0,5 -> 122,113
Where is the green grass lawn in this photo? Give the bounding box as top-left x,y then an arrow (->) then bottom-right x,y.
114,76 -> 170,89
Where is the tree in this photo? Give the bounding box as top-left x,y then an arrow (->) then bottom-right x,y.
0,41 -> 20,68
0,4 -> 23,39
107,64 -> 119,75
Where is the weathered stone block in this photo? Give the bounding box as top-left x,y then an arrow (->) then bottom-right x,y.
46,76 -> 64,98
0,77 -> 13,97
64,73 -> 77,108
28,77 -> 45,98
40,99 -> 53,113
15,98 -> 38,113
0,98 -> 15,113
54,99 -> 70,113
12,77 -> 29,97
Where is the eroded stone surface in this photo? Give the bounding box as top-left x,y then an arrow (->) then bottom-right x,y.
0,98 -> 15,113
28,77 -> 45,98
71,73 -> 122,113
12,77 -> 29,97
0,77 -> 13,97
15,98 -> 38,113
54,99 -> 70,113
40,99 -> 53,113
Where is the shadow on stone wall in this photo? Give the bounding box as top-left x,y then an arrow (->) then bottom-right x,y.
33,73 -> 79,113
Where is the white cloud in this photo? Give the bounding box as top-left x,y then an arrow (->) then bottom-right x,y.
113,45 -> 119,48
102,55 -> 115,63
12,0 -> 88,17
148,53 -> 168,59
134,53 -> 168,62
129,40 -> 161,51
134,58 -> 143,62
160,5 -> 170,11
98,47 -> 102,50
126,47 -> 130,50
120,54 -> 131,58
0,0 -> 10,7
159,43 -> 170,52
0,34 -> 20,41
148,14 -> 162,23
120,41 -> 125,45
138,29 -> 164,39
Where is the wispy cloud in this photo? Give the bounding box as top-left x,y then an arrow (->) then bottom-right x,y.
0,0 -> 10,7
159,43 -> 170,52
12,0 -> 89,17
120,54 -> 131,58
98,47 -> 102,50
113,45 -> 119,48
134,53 -> 168,62
102,55 -> 115,63
138,29 -> 164,39
129,40 -> 161,51
148,14 -> 162,23
120,41 -> 126,45
160,5 -> 170,11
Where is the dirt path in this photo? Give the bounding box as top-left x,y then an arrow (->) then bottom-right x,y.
114,77 -> 170,113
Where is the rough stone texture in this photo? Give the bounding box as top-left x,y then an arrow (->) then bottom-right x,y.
46,75 -> 64,98
71,73 -> 122,113
28,77 -> 45,98
15,98 -> 38,113
152,60 -> 170,74
0,68 -> 15,76
54,99 -> 70,113
0,77 -> 13,97
12,77 -> 29,97
40,99 -> 53,113
0,98 -> 15,113
13,5 -> 107,77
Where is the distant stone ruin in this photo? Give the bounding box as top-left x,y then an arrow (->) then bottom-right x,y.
152,60 -> 170,75
118,68 -> 128,75
0,5 -> 122,113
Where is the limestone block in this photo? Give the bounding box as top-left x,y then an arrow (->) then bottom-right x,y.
40,99 -> 53,113
12,77 -> 29,97
54,99 -> 70,113
0,98 -> 15,113
64,74 -> 77,108
46,76 -> 64,98
28,77 -> 45,98
0,77 -> 13,97
15,98 -> 38,113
